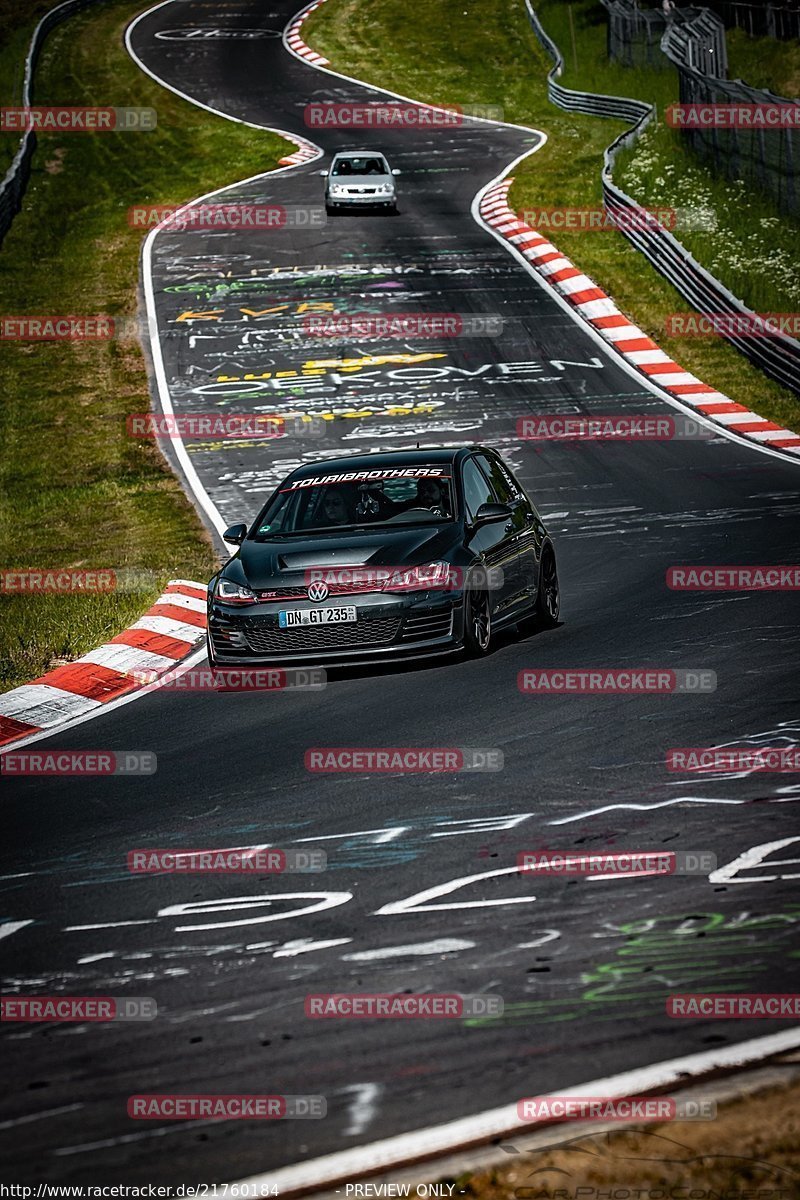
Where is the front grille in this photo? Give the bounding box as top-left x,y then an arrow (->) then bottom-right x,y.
256,586 -> 307,601
256,581 -> 382,601
243,617 -> 401,654
401,610 -> 454,642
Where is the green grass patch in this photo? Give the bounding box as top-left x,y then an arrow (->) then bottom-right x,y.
726,26 -> 800,96
303,0 -> 800,435
0,0 -> 292,692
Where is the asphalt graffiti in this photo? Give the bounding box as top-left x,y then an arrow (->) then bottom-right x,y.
465,909 -> 800,1027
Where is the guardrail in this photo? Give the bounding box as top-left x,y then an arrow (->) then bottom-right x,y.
601,0 -> 728,76
524,0 -> 800,397
600,0 -> 671,70
0,0 -> 105,248
661,7 -> 729,75
662,12 -> 796,218
701,1 -> 800,40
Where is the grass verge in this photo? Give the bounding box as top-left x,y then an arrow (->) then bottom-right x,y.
450,1077 -> 800,1200
303,0 -> 800,434
533,3 -> 800,319
0,0 -> 291,692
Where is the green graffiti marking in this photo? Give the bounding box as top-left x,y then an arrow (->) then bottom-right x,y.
465,908 -> 800,1027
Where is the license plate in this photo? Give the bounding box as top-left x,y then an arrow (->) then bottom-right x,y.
279,606 -> 357,628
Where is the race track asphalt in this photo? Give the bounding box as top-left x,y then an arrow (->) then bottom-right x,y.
2,0 -> 799,1183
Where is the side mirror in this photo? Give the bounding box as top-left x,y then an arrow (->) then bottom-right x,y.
320,169 -> 329,177
391,168 -> 401,176
223,523 -> 247,546
473,502 -> 512,527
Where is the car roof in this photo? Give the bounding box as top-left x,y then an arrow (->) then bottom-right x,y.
287,447 -> 480,482
331,149 -> 390,157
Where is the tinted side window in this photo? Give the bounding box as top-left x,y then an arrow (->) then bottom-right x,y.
462,458 -> 497,523
475,453 -> 520,505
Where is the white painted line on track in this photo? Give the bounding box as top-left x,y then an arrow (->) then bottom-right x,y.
126,1 -> 323,543
233,1028 -> 800,1194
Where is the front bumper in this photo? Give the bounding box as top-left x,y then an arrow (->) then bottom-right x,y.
208,590 -> 462,667
326,192 -> 395,206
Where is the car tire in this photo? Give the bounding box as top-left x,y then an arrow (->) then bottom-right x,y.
326,203 -> 336,215
464,585 -> 492,656
535,545 -> 560,627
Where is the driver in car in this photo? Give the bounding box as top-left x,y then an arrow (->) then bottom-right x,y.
321,488 -> 354,526
415,477 -> 450,517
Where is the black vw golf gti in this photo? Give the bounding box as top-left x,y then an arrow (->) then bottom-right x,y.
207,447 -> 559,668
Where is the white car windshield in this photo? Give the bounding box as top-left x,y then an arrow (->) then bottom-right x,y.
332,156 -> 388,176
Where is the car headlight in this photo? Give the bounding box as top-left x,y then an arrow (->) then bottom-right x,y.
215,577 -> 258,605
330,184 -> 347,195
381,561 -> 454,593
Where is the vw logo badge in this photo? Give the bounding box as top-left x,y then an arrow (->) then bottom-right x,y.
307,581 -> 329,602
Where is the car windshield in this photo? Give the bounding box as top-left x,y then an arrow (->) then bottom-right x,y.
332,156 -> 388,176
251,467 -> 456,538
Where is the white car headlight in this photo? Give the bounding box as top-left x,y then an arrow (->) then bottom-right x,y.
381,562 -> 454,593
215,577 -> 257,605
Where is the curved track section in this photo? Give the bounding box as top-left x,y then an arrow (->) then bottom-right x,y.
2,0 -> 800,1184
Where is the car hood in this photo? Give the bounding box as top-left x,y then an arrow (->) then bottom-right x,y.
231,526 -> 456,589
